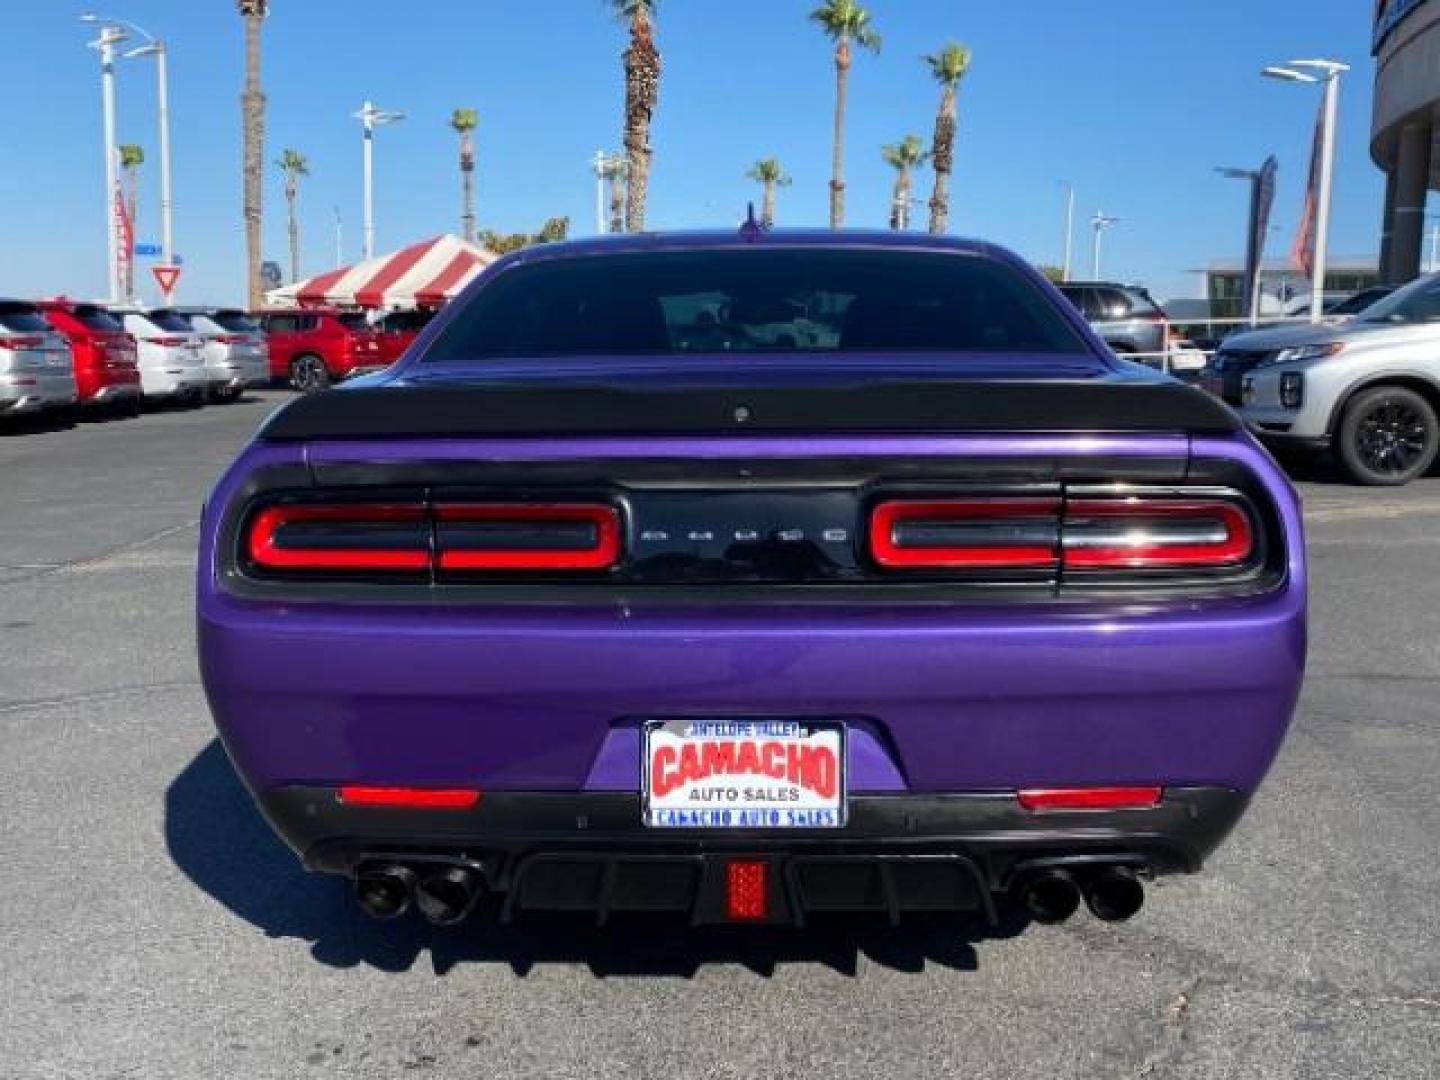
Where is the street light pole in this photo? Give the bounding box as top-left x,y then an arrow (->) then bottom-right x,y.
591,149 -> 607,235
334,206 -> 344,267
353,100 -> 405,260
85,24 -> 128,304
1061,183 -> 1076,282
1091,212 -> 1119,280
1262,59 -> 1349,323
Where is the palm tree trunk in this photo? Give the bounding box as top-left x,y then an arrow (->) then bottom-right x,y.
928,85 -> 957,234
899,168 -> 912,230
286,181 -> 299,283
622,9 -> 660,233
460,131 -> 476,244
829,38 -> 851,229
761,179 -> 777,228
241,13 -> 266,308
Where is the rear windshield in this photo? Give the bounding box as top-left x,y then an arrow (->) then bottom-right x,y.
380,311 -> 433,332
423,249 -> 1088,361
210,310 -> 259,332
0,302 -> 52,334
73,305 -> 125,332
336,312 -> 371,331
147,310 -> 194,332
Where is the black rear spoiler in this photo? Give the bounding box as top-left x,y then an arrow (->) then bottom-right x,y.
260,378 -> 1240,441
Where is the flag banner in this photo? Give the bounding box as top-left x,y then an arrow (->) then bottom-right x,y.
1291,104 -> 1323,278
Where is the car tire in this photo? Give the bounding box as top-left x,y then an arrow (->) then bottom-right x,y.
1336,385 -> 1439,487
289,354 -> 332,394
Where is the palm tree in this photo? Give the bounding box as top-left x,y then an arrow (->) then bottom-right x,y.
237,0 -> 269,308
450,108 -> 479,244
881,136 -> 928,231
610,1 -> 660,232
119,144 -> 144,298
809,1 -> 880,229
746,158 -> 791,229
599,153 -> 627,234
275,149 -> 309,282
923,42 -> 972,234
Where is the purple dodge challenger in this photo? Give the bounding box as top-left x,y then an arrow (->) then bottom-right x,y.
198,231 -> 1306,929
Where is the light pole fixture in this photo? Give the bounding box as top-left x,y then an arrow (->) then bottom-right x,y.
1059,182 -> 1077,282
80,15 -> 128,304
1090,212 -> 1120,280
84,12 -> 176,299
353,100 -> 406,259
1262,58 -> 1349,323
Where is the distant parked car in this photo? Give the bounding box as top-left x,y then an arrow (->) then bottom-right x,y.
114,308 -> 209,405
1056,282 -> 1170,361
155,307 -> 268,401
255,307 -> 386,392
373,309 -> 436,365
1212,272 -> 1440,485
0,299 -> 78,417
34,299 -> 141,415
1324,286 -> 1397,321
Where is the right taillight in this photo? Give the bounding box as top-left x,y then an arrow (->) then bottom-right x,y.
868,493 -> 1255,575
1062,498 -> 1253,570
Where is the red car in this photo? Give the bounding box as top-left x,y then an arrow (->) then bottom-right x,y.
373,309 -> 436,365
35,299 -> 142,413
255,308 -> 386,392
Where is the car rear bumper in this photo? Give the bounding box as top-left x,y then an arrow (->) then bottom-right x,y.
83,381 -> 142,405
260,786 -> 1247,923
0,372 -> 78,411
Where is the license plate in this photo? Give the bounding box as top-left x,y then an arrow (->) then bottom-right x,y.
643,719 -> 845,828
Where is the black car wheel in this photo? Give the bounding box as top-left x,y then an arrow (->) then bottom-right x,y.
1337,386 -> 1439,486
289,354 -> 332,394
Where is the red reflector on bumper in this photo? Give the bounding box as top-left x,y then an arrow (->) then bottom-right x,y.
337,786 -> 481,810
726,860 -> 769,920
1017,787 -> 1162,811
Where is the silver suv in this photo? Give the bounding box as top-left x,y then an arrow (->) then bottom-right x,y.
1210,273 -> 1440,485
1056,282 -> 1169,360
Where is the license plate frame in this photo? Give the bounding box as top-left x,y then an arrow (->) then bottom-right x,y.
641,718 -> 847,829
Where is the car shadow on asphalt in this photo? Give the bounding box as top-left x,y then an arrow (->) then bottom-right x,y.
165,740 -> 1029,978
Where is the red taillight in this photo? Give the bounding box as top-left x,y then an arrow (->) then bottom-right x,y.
725,860 -> 769,920
1018,787 -> 1162,811
145,336 -> 188,346
869,498 -> 1061,569
214,333 -> 250,345
338,786 -> 481,809
1063,499 -> 1253,569
435,504 -> 621,571
243,501 -> 621,575
246,504 -> 429,571
0,334 -> 45,350
869,495 -> 1254,573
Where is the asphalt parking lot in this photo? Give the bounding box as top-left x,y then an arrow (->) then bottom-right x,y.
2,391 -> 1438,1079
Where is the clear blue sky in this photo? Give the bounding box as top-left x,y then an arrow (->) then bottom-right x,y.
0,0 -> 1387,306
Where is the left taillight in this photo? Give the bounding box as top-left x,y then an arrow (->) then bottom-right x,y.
242,501 -> 622,576
246,504 -> 430,572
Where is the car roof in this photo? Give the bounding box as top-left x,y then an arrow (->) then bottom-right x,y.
487,229 -> 1005,272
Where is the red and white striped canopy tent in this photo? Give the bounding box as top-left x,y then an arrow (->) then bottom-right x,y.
266,234 -> 499,310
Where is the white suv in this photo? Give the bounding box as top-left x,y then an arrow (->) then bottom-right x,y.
156,307 -> 269,400
117,309 -> 209,404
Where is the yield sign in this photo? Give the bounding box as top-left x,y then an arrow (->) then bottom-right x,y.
152,265 -> 181,297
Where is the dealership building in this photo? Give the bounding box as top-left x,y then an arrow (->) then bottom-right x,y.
1373,0 -> 1440,282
